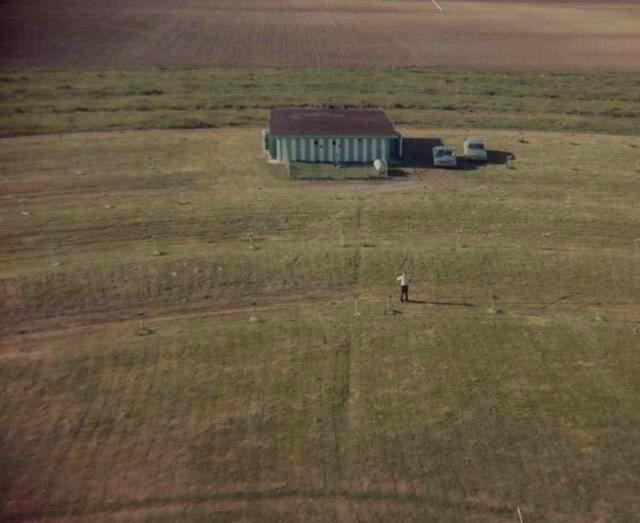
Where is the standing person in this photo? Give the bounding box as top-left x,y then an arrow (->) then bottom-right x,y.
396,271 -> 410,302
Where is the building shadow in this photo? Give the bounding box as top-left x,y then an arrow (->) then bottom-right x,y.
399,138 -> 516,171
407,299 -> 475,307
387,168 -> 408,177
400,138 -> 443,167
0,451 -> 11,520
458,150 -> 516,171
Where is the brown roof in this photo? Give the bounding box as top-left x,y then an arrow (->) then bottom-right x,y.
270,108 -> 398,137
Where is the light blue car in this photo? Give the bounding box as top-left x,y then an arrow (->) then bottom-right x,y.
433,146 -> 457,168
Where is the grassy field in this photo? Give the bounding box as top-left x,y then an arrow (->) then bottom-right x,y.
2,68 -> 640,137
2,127 -> 640,521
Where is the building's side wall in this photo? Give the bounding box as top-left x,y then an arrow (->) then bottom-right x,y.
266,132 -> 277,158
271,136 -> 401,163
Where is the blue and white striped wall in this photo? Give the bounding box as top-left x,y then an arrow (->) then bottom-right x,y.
267,135 -> 401,163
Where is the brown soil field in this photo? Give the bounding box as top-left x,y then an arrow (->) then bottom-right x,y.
1,0 -> 639,70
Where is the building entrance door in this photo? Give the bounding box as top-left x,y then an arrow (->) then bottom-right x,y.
334,141 -> 342,165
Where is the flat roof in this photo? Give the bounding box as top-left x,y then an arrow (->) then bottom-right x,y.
270,108 -> 398,137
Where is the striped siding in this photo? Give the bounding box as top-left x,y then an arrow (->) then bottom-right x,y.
274,136 -> 395,163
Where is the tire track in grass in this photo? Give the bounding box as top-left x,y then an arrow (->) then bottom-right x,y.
96,348 -> 126,506
154,340 -> 187,494
104,345 -> 145,499
98,347 -> 128,503
76,352 -> 118,515
127,339 -> 161,485
370,326 -> 412,511
239,328 -> 266,522
37,352 -> 92,509
140,343 -> 163,468
53,353 -> 101,518
9,358 -> 47,511
310,327 -> 330,492
331,333 -> 351,482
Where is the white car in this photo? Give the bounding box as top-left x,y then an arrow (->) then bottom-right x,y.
433,146 -> 457,168
464,137 -> 488,162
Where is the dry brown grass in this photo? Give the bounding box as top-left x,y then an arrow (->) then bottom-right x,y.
1,128 -> 640,521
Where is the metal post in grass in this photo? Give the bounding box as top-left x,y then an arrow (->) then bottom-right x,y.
249,302 -> 258,323
610,257 -> 617,289
354,297 -> 361,317
102,192 -> 113,209
48,246 -> 60,268
137,311 -> 153,335
565,189 -> 573,207
457,223 -> 467,249
257,187 -> 264,202
634,239 -> 640,288
247,232 -> 256,250
19,198 -> 30,216
152,235 -> 161,256
488,291 -> 500,315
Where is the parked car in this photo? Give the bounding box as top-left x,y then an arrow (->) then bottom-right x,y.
433,146 -> 457,168
464,137 -> 488,162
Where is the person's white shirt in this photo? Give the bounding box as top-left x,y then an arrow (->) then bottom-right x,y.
396,272 -> 409,286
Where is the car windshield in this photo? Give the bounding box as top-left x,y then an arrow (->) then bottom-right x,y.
469,143 -> 485,150
436,149 -> 453,157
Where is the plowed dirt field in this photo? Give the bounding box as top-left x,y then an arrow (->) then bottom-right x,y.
1,0 -> 639,70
